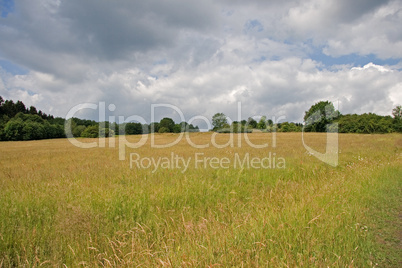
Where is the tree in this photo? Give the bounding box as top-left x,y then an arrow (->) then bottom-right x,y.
159,118 -> 175,133
124,122 -> 143,135
212,113 -> 228,131
72,125 -> 86,137
81,125 -> 99,138
267,119 -> 273,126
100,128 -> 114,137
257,116 -> 267,129
247,117 -> 257,128
173,124 -> 182,133
304,101 -> 339,132
149,122 -> 160,133
392,105 -> 401,120
22,121 -> 46,140
0,96 -> 3,116
1,99 -> 17,118
15,101 -> 27,114
158,127 -> 169,133
4,118 -> 24,141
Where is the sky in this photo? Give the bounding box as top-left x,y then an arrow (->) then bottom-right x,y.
0,0 -> 401,125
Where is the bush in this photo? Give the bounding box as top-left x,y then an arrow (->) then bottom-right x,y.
72,125 -> 86,137
158,127 -> 170,133
4,118 -> 24,141
81,125 -> 99,138
100,128 -> 114,137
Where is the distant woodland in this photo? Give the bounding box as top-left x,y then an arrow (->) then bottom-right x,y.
0,96 -> 199,141
0,96 -> 401,142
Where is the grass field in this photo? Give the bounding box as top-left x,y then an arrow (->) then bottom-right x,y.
0,133 -> 401,267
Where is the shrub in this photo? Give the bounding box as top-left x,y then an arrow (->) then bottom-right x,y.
81,125 -> 99,138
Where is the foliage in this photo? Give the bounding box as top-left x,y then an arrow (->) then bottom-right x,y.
1,96 -> 400,142
392,105 -> 401,120
216,121 -> 252,133
158,127 -> 170,133
72,125 -> 86,137
1,112 -> 64,141
212,113 -> 228,130
278,122 -> 302,132
80,125 -> 99,138
100,128 -> 114,137
149,122 -> 160,133
304,101 -> 339,132
173,124 -> 182,133
123,122 -> 143,135
337,113 -> 395,134
247,117 -> 257,128
159,118 -> 175,132
257,116 -> 267,129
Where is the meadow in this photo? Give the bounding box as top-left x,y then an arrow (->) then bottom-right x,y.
0,132 -> 401,267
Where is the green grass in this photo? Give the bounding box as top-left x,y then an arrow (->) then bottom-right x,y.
0,133 -> 401,267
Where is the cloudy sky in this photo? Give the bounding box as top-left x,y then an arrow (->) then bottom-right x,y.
0,0 -> 401,125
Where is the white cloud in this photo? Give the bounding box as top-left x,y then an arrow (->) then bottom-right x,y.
0,0 -> 401,124
351,62 -> 392,72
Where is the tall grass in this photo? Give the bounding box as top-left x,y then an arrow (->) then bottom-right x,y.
0,133 -> 400,266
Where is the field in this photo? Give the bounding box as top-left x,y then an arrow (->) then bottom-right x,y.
0,133 -> 401,267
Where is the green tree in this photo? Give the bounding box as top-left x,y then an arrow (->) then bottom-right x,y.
304,101 -> 339,132
72,125 -> 86,137
257,116 -> 267,129
247,117 -> 257,129
81,125 -> 99,138
149,122 -> 160,133
279,122 -> 290,132
173,124 -> 182,133
124,122 -> 143,135
267,119 -> 273,126
100,128 -> 114,137
158,127 -> 170,133
391,106 -> 402,132
15,101 -> 27,114
44,121 -> 64,139
4,118 -> 24,141
22,121 -> 46,140
392,105 -> 401,120
1,99 -> 17,118
212,113 -> 228,131
28,106 -> 37,115
159,118 -> 175,133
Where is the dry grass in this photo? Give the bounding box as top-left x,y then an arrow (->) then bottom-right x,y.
0,132 -> 401,267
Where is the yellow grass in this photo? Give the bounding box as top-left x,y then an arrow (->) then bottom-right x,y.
0,133 -> 401,267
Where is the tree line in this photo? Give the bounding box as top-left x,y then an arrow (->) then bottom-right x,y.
66,117 -> 200,138
0,96 -> 199,141
0,96 -> 65,141
1,96 -> 401,142
211,112 -> 303,133
212,101 -> 402,134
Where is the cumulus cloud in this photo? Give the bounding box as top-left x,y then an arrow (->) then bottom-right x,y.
0,0 -> 401,124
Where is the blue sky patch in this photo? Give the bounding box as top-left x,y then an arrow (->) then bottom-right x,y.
0,59 -> 28,75
0,0 -> 14,18
310,51 -> 401,69
244,19 -> 264,33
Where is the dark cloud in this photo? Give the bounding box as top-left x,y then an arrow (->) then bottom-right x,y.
335,0 -> 390,23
